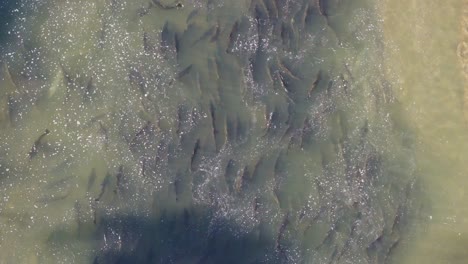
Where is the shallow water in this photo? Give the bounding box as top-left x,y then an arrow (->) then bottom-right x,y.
381,0 -> 468,263
0,0 -> 465,263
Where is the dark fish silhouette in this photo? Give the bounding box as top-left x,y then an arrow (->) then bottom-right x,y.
29,129 -> 50,159
151,0 -> 183,10
87,168 -> 97,192
95,172 -> 112,202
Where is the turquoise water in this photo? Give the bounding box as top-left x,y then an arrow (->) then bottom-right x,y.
0,0 -> 460,263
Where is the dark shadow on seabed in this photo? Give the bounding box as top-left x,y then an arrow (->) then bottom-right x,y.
92,208 -> 281,264
46,180 -> 424,264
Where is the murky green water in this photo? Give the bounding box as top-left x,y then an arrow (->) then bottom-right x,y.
0,0 -> 465,263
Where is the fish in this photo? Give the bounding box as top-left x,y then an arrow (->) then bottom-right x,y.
186,9 -> 199,24
236,114 -> 249,142
277,59 -> 300,86
226,21 -> 239,53
91,199 -> 98,225
115,165 -> 125,195
298,117 -> 312,149
224,159 -> 239,193
252,156 -> 273,184
264,106 -> 286,137
174,32 -> 181,55
87,168 -> 97,192
277,71 -> 294,96
317,0 -> 330,25
208,57 -> 220,82
253,0 -> 269,21
174,172 -> 184,202
317,0 -> 325,16
155,138 -> 169,170
151,0 -> 183,10
304,3 -> 315,28
83,77 -> 97,102
190,139 -> 201,171
177,64 -> 193,80
280,123 -> 296,144
309,71 -> 322,98
298,1 -> 309,29
227,112 -> 239,140
253,197 -> 260,213
28,129 -> 50,159
129,121 -> 153,153
98,121 -> 109,150
276,212 -> 290,253
161,21 -> 174,47
192,24 -> 219,46
0,63 -> 20,126
0,97 -> 10,127
140,158 -> 147,177
209,101 -> 220,150
239,165 -> 253,193
177,103 -> 195,138
210,25 -> 221,43
385,236 -> 401,262
0,62 -> 20,95
343,62 -> 355,83
36,188 -> 71,203
59,65 -> 75,102
280,22 -> 292,48
264,0 -> 279,19
95,172 -> 112,202
263,109 -> 274,136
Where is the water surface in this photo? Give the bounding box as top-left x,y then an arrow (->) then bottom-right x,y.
0,0 -> 465,263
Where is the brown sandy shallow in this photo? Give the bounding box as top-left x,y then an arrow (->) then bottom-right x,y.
459,1 -> 468,121
379,0 -> 468,263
